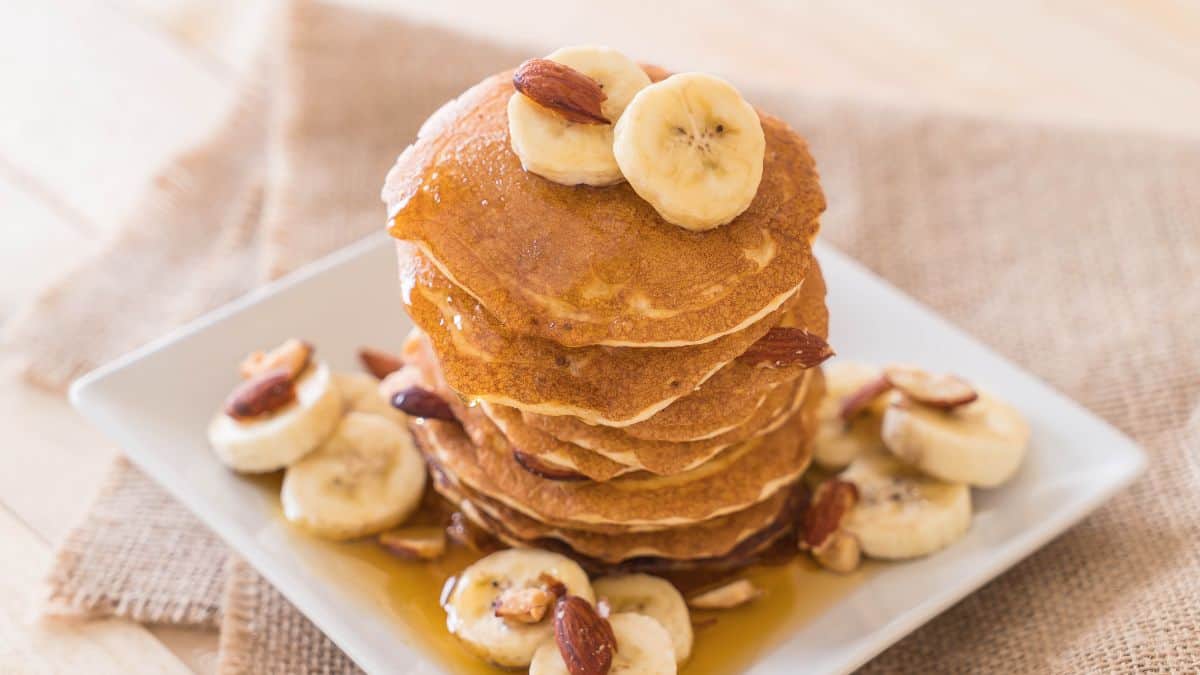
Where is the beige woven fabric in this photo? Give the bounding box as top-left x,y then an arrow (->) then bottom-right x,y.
8,0 -> 1199,672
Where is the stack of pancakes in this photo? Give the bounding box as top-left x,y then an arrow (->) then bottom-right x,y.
382,71 -> 827,571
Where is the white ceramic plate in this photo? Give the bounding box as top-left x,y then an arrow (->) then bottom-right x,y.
70,233 -> 1145,674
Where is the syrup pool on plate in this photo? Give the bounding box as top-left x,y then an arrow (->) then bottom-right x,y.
250,473 -> 869,674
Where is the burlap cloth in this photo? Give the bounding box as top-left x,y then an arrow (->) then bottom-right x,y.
6,0 -> 1197,672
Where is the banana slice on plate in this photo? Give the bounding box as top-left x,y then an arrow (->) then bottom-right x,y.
839,450 -> 971,560
593,574 -> 692,664
530,612 -> 677,675
207,361 -> 341,473
613,72 -> 765,231
333,371 -> 409,427
508,45 -> 651,186
444,548 -> 593,668
281,411 -> 425,540
813,361 -> 889,470
882,390 -> 1030,487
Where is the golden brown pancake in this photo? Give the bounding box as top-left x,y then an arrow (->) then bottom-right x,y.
517,262 -> 828,440
399,243 -> 806,425
408,369 -> 822,530
383,71 -> 825,348
435,474 -> 796,563
482,372 -> 810,476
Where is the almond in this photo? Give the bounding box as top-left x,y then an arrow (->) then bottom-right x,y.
884,365 -> 978,409
513,58 -> 610,125
687,579 -> 762,610
494,586 -> 556,624
358,346 -> 404,379
224,369 -> 296,420
378,525 -> 446,561
239,338 -> 312,380
738,328 -> 835,369
390,386 -> 456,421
838,374 -> 893,422
800,479 -> 861,574
554,595 -> 617,675
513,450 -> 589,482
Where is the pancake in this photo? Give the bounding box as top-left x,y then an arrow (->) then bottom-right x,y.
408,368 -> 822,530
383,70 -> 825,348
482,372 -> 811,476
518,262 -> 828,440
399,243 -> 806,425
436,474 -> 799,563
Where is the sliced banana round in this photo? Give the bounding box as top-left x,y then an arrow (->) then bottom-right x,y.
508,45 -> 651,186
593,574 -> 692,664
207,361 -> 341,473
813,361 -> 889,470
333,371 -> 409,427
281,411 -> 425,540
530,612 -> 677,675
839,450 -> 971,560
613,72 -> 765,231
445,548 -> 593,668
882,390 -> 1030,487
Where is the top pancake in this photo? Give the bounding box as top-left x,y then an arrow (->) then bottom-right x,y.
383,70 -> 825,348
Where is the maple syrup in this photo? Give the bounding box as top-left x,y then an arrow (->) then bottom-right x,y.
251,475 -> 869,674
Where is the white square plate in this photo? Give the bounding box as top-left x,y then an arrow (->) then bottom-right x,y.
70,233 -> 1145,674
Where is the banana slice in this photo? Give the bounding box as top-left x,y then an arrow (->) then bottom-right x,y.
508,46 -> 651,186
613,72 -> 765,230
882,390 -> 1030,487
593,574 -> 692,664
839,451 -> 971,560
813,361 -> 889,470
281,411 -> 425,540
444,548 -> 593,668
333,371 -> 409,427
207,361 -> 341,473
530,612 -> 677,675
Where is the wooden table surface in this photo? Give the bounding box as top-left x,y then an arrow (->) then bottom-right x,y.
2,1 -> 1197,672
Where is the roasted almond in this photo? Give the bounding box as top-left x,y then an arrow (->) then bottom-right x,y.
513,450 -> 590,482
358,346 -> 404,379
838,374 -> 893,422
513,58 -> 610,125
554,595 -> 617,675
494,586 -> 556,624
738,328 -> 835,369
390,386 -> 456,421
224,369 -> 296,420
800,479 -> 862,574
687,579 -> 762,610
884,365 -> 978,409
378,525 -> 446,561
239,338 -> 312,380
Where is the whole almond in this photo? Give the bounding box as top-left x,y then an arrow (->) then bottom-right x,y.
800,479 -> 858,550
358,346 -> 404,379
224,369 -> 296,420
883,365 -> 978,409
390,386 -> 456,421
738,328 -> 835,369
838,374 -> 893,422
554,595 -> 617,675
514,450 -> 589,482
513,58 -> 610,125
